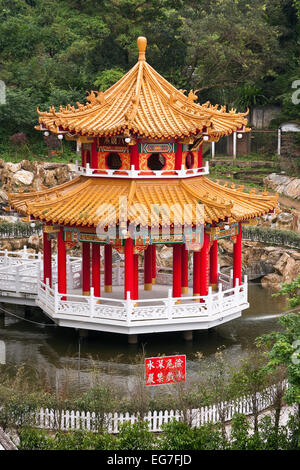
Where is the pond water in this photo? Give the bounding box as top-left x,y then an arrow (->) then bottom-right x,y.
0,282 -> 288,396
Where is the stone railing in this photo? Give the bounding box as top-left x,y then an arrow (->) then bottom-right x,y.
37,276 -> 248,327
75,161 -> 209,179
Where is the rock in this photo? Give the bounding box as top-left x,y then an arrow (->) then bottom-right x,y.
261,273 -> 283,292
28,234 -> 40,250
291,251 -> 300,260
55,165 -> 69,185
0,189 -> 8,203
274,252 -> 291,275
12,170 -> 34,186
4,162 -> 21,173
0,158 -> 5,168
43,169 -> 57,187
218,238 -> 233,254
42,162 -> 65,170
21,160 -> 37,173
264,173 -> 300,200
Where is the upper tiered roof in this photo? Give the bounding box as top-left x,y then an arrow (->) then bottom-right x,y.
36,37 -> 249,141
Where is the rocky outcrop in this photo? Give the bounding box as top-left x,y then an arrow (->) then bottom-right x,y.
0,160 -> 77,193
218,239 -> 300,292
263,173 -> 300,200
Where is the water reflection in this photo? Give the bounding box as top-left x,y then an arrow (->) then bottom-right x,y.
0,282 -> 288,395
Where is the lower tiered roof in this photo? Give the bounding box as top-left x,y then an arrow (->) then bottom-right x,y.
8,176 -> 278,228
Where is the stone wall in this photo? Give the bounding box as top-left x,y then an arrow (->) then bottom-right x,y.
0,159 -> 77,195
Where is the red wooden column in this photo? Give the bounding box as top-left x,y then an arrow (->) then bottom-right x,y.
198,143 -> 203,168
57,227 -> 66,297
175,143 -> 183,170
133,253 -> 139,301
43,231 -> 52,287
104,244 -> 112,292
82,242 -> 90,296
144,245 -> 152,290
173,244 -> 182,300
209,240 -> 218,289
124,237 -> 134,300
92,243 -> 101,298
199,231 -> 209,297
193,251 -> 201,297
181,244 -> 189,294
233,222 -> 242,286
91,138 -> 98,169
151,245 -> 157,285
130,142 -> 139,170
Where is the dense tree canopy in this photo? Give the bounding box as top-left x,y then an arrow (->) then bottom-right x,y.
0,0 -> 299,139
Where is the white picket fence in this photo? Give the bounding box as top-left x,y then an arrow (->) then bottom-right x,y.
33,382 -> 287,434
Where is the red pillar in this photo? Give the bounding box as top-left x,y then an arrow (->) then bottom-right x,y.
124,237 -> 134,299
104,244 -> 112,292
43,231 -> 52,287
173,244 -> 182,300
209,240 -> 218,289
133,253 -> 139,301
233,222 -> 242,286
175,143 -> 183,170
151,245 -> 157,285
181,244 -> 189,294
91,138 -> 98,169
82,242 -> 90,296
130,142 -> 139,170
193,251 -> 201,297
200,231 -> 209,297
198,144 -> 203,168
92,243 -> 101,298
144,245 -> 152,290
57,227 -> 66,297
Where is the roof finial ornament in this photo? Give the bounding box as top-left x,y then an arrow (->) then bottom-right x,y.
137,36 -> 147,61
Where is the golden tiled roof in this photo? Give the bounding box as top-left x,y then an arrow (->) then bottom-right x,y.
36,37 -> 249,140
8,176 -> 277,228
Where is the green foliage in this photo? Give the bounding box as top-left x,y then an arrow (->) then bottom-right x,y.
242,225 -> 300,249
117,420 -> 155,450
256,313 -> 300,406
273,275 -> 300,308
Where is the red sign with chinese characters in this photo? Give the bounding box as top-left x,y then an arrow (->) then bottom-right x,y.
145,355 -> 186,386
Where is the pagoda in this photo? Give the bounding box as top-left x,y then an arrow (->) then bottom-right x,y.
8,37 -> 278,341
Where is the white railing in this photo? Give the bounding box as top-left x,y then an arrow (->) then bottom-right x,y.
75,161 -> 209,179
37,276 -> 248,325
0,249 -> 82,295
33,381 -> 288,433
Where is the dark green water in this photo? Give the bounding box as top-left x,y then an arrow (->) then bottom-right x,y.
0,282 -> 288,395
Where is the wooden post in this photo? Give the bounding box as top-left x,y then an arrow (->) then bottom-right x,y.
193,251 -> 201,297
91,138 -> 98,169
181,244 -> 189,294
200,231 -> 209,297
175,143 -> 183,170
144,245 -> 152,290
151,245 -> 157,284
133,253 -> 139,300
130,142 -> 139,170
209,240 -> 218,289
57,227 -> 66,297
43,231 -> 52,287
173,244 -> 182,301
104,244 -> 112,292
92,243 -> 101,298
82,242 -> 90,296
198,144 -> 203,168
124,237 -> 134,300
233,222 -> 242,286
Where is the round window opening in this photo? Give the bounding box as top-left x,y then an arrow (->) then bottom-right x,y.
106,153 -> 122,170
147,153 -> 166,171
185,152 -> 194,169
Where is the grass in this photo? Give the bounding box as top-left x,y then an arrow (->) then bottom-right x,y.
0,137 -> 77,164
